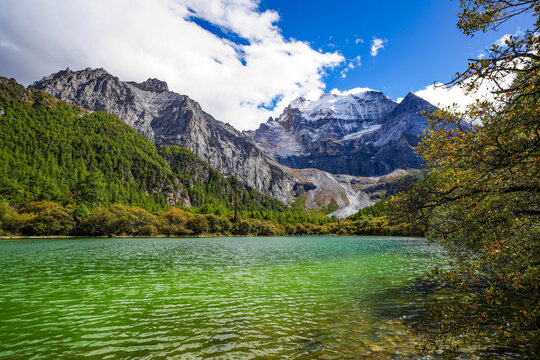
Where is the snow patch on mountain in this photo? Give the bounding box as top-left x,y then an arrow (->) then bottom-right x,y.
342,124 -> 381,140
253,87 -> 436,177
289,97 -> 309,111
299,90 -> 394,121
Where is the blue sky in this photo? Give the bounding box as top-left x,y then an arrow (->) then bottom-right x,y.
0,0 -> 533,129
261,0 -> 531,100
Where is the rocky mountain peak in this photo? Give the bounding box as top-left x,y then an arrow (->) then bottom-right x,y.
399,92 -> 433,108
289,97 -> 308,111
32,68 -> 311,203
31,68 -> 125,104
127,78 -> 169,93
253,87 -> 437,177
383,92 -> 435,122
37,67 -> 112,82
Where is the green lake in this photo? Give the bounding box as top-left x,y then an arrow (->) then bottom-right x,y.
0,236 -> 446,359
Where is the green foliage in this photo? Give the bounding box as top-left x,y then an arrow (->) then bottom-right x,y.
73,203 -> 90,222
0,200 -> 75,235
157,207 -> 191,235
81,204 -> 157,236
0,199 -> 419,237
0,77 -> 289,216
186,215 -> 210,235
17,201 -> 75,235
0,78 -> 177,211
391,1 -> 539,355
347,198 -> 424,236
348,198 -> 390,219
239,195 -> 340,227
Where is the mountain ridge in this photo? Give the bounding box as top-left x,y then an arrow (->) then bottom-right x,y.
0,76 -> 286,214
30,68 -> 430,217
251,88 -> 436,176
32,68 -> 311,203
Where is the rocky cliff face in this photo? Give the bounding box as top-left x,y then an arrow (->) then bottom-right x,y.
277,167 -> 419,218
32,68 -> 306,203
252,89 -> 436,177
31,68 -> 429,215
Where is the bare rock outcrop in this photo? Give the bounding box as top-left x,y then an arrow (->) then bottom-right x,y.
32,68 -> 307,203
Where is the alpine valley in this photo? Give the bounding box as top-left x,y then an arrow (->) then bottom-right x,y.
7,68 -> 436,217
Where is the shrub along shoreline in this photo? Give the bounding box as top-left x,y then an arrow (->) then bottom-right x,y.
0,201 -> 422,238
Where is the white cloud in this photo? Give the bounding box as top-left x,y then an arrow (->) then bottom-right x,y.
339,56 -> 361,78
413,77 -> 511,112
370,37 -> 386,56
494,30 -> 523,47
495,33 -> 513,47
414,83 -> 484,110
340,62 -> 355,78
0,38 -> 19,50
475,30 -> 524,59
0,0 -> 343,130
414,31 -> 522,112
355,38 -> 364,44
330,87 -> 375,96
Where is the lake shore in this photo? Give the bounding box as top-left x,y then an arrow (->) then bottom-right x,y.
0,234 -> 412,241
0,233 -> 366,240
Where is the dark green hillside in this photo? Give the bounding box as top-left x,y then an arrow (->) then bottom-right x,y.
0,77 -> 180,211
160,146 -> 285,214
0,77 -> 283,213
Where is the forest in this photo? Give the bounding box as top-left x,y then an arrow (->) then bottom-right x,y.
0,76 -> 415,237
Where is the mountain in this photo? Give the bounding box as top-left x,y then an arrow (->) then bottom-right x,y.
32,68 -> 310,203
30,68 -> 429,217
275,167 -> 418,218
0,77 -> 285,213
251,89 -> 436,176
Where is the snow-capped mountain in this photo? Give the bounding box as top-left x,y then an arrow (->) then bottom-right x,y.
254,89 -> 397,157
251,90 -> 436,177
31,68 -> 434,216
291,89 -> 396,122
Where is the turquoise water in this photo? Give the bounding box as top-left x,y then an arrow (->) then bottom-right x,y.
0,236 -> 445,359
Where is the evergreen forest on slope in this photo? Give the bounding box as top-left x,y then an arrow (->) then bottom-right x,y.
0,77 -> 411,237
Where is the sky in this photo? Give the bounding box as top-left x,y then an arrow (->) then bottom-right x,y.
0,0 -> 532,130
